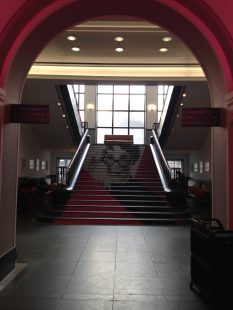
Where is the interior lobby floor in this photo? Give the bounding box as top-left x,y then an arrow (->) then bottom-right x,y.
0,214 -> 210,310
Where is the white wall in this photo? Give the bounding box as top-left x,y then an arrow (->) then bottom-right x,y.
18,125 -> 50,178
189,130 -> 211,181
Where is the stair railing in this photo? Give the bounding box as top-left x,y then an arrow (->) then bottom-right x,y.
66,128 -> 90,190
150,124 -> 171,192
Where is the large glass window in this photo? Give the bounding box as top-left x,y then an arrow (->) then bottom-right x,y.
97,85 -> 145,144
67,84 -> 85,122
157,85 -> 173,122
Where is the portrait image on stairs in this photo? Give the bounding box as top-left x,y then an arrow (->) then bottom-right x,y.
85,145 -> 142,189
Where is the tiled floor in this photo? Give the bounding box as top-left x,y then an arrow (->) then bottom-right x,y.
0,215 -> 210,310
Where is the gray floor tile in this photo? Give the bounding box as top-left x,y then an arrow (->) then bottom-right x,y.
65,274 -> 114,294
74,261 -> 115,277
56,299 -> 113,310
116,252 -> 152,264
167,300 -> 209,310
114,275 -> 163,295
0,297 -> 59,310
80,251 -> 116,263
115,262 -> 157,278
113,299 -> 170,310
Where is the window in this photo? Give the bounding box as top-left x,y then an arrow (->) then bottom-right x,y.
56,158 -> 71,184
67,84 -> 85,122
167,160 -> 183,179
157,85 -> 174,122
96,84 -> 145,144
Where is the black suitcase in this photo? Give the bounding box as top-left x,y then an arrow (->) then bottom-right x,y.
190,218 -> 233,309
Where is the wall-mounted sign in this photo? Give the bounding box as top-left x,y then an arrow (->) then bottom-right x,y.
181,108 -> 221,127
11,104 -> 49,124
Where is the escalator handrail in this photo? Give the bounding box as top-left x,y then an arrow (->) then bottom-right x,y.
66,129 -> 90,189
150,128 -> 171,190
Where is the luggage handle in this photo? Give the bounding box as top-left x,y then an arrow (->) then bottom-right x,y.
191,217 -> 224,230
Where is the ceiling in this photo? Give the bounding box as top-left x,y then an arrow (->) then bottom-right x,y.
22,20 -> 211,150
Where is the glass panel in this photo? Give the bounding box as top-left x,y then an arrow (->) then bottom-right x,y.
129,129 -> 144,144
98,94 -> 113,110
114,95 -> 128,110
158,85 -> 164,95
130,95 -> 145,110
114,112 -> 128,127
130,112 -> 144,127
79,110 -> 84,122
158,95 -> 164,111
113,128 -> 128,135
157,111 -> 162,122
97,111 -> 112,127
130,85 -> 145,94
79,94 -> 85,109
97,128 -> 112,144
98,85 -> 113,93
79,85 -> 85,92
73,84 -> 79,92
67,85 -> 75,101
114,85 -> 129,94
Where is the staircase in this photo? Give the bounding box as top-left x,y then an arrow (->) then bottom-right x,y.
37,144 -> 190,225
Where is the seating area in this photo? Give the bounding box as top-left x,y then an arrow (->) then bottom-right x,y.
17,177 -> 56,213
104,134 -> 134,144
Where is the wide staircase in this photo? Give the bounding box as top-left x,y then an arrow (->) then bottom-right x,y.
37,144 -> 190,225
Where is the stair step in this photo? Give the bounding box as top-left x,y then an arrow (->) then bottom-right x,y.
36,214 -> 191,225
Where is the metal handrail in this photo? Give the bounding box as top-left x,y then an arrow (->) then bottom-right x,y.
150,127 -> 171,191
66,129 -> 90,189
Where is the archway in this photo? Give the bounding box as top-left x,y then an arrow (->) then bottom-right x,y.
0,1 -> 232,272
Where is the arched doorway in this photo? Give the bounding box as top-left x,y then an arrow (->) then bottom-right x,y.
0,0 -> 233,275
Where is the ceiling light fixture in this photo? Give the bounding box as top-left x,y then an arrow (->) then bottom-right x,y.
115,46 -> 124,52
162,36 -> 172,42
148,104 -> 156,112
62,114 -> 66,118
57,102 -> 61,106
114,36 -> 124,42
159,47 -> 168,53
183,93 -> 187,97
71,47 -> 80,52
67,35 -> 76,41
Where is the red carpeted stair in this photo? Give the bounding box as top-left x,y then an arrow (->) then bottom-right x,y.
37,144 -> 190,225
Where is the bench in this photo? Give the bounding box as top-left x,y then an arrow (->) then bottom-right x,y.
104,134 -> 134,145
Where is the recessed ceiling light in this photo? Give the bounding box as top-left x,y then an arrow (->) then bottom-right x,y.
67,35 -> 76,41
183,93 -> 187,97
115,36 -> 124,42
71,47 -> 80,52
159,47 -> 168,53
162,36 -> 172,42
57,102 -> 61,106
115,47 -> 124,52
181,103 -> 184,106
62,114 -> 66,118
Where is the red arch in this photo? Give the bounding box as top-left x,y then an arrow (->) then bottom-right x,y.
0,0 -> 232,92
0,0 -> 232,228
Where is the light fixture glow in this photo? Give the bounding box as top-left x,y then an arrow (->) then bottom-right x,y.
148,104 -> 156,112
71,47 -> 80,52
57,102 -> 61,106
115,47 -> 124,52
180,103 -> 184,106
67,35 -> 76,41
159,47 -> 168,53
162,36 -> 172,42
62,114 -> 66,118
87,103 -> 95,111
114,36 -> 124,42
183,93 -> 187,97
